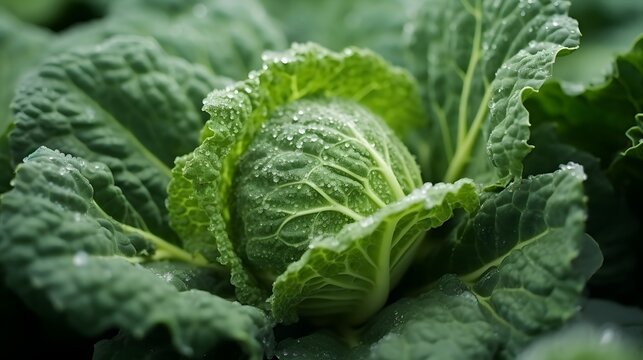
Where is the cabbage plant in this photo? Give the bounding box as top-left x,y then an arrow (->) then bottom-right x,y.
168,43 -> 479,324
0,0 -> 642,359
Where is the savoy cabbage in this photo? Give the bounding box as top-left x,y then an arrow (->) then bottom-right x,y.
0,0 -> 641,359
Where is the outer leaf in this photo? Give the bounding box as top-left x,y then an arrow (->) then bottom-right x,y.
10,36 -> 226,241
406,0 -> 580,182
0,147 -> 271,359
169,43 -> 424,305
426,164 -> 600,357
524,125 -> 638,301
524,38 -> 643,301
271,180 -> 478,324
52,0 -> 287,80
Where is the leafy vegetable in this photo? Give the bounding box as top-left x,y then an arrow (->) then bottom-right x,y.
0,147 -> 271,358
9,36 -> 228,241
0,0 -> 641,358
406,0 -> 581,183
524,37 -> 643,303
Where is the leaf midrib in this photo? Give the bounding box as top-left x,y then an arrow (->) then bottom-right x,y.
458,228 -> 552,284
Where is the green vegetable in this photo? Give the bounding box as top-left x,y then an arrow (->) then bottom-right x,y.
0,0 -> 641,358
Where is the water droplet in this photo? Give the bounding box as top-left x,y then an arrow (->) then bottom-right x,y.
559,162 -> 586,180
298,128 -> 306,135
73,251 -> 89,266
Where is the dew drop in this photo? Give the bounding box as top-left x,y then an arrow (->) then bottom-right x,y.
73,251 -> 89,266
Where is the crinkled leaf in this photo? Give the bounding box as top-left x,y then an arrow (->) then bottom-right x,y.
169,43 -> 424,305
271,180 -> 478,325
51,0 -> 286,80
524,125 -> 638,301
623,114 -> 643,160
0,147 -> 271,359
406,0 -> 580,183
426,165 -> 600,357
260,0 -> 413,66
10,36 -> 226,241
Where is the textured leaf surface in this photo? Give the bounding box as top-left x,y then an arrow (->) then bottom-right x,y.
169,43 -> 424,305
10,36 -> 226,240
235,98 -> 422,280
271,180 -> 478,324
278,166 -> 599,359
406,0 -> 580,182
0,147 -> 271,359
52,0 -> 286,80
524,125 -> 638,300
421,165 -> 599,357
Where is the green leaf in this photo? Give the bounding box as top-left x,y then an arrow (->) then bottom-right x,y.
524,125 -> 638,301
363,275 -> 503,360
169,43 -> 424,305
0,147 -> 271,359
276,331 -> 352,360
260,0 -> 414,66
406,0 -> 580,183
52,0 -> 287,80
426,165 -> 599,357
10,36 -> 226,241
270,180 -> 478,325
